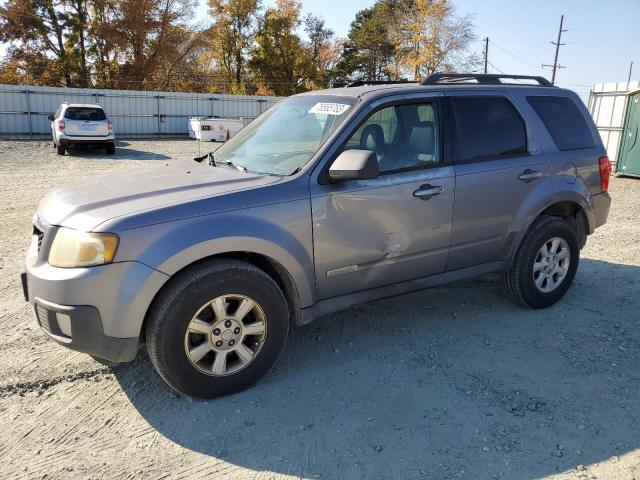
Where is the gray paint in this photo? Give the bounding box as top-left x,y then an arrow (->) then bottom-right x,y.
24,81 -> 611,361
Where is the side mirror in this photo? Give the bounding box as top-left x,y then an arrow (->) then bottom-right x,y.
47,115 -> 54,121
328,149 -> 379,182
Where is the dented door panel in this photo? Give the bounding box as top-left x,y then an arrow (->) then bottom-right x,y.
311,167 -> 454,299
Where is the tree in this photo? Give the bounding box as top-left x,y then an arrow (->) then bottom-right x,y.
303,13 -> 340,89
249,0 -> 308,96
333,0 -> 479,84
391,0 -> 479,79
0,0 -> 76,86
333,1 -> 399,84
207,0 -> 259,93
97,0 -> 201,89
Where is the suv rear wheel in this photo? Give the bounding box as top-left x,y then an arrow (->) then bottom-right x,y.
56,144 -> 65,156
106,143 -> 116,154
146,259 -> 289,398
503,216 -> 579,309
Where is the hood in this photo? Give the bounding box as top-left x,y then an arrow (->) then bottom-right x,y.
38,160 -> 280,231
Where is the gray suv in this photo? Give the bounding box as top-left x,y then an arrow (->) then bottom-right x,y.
22,74 -> 611,398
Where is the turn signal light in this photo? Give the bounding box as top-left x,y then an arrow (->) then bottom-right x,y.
108,119 -> 113,131
598,156 -> 611,192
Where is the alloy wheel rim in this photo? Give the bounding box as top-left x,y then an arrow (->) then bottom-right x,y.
184,294 -> 267,376
532,237 -> 570,293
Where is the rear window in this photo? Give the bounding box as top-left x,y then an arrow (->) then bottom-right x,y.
64,107 -> 106,121
527,96 -> 594,151
452,97 -> 528,162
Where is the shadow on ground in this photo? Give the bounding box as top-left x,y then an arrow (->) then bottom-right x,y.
65,141 -> 171,160
115,258 -> 640,479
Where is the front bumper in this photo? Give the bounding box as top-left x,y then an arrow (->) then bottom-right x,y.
24,233 -> 169,363
30,298 -> 139,363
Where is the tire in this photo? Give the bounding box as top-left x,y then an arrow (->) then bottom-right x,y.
146,259 -> 289,398
56,144 -> 65,156
106,143 -> 116,154
503,216 -> 579,309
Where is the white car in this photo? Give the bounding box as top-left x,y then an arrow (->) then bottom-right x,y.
49,103 -> 115,155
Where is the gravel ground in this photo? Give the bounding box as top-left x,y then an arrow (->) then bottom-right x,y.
0,139 -> 639,480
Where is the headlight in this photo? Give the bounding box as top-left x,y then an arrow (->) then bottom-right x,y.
48,228 -> 119,268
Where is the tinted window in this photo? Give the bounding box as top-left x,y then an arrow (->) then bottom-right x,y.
452,97 -> 527,161
342,103 -> 440,173
64,107 -> 107,121
528,96 -> 594,151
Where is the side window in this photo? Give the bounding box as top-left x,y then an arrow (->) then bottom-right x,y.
527,96 -> 595,151
343,102 -> 441,173
452,97 -> 528,162
345,107 -> 398,149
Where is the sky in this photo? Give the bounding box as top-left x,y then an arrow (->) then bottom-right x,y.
195,0 -> 640,98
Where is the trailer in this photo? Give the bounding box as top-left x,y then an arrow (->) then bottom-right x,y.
188,117 -> 245,142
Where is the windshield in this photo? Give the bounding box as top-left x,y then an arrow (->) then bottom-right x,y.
213,95 -> 356,175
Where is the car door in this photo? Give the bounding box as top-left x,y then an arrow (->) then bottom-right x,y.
311,96 -> 455,299
446,92 -> 553,270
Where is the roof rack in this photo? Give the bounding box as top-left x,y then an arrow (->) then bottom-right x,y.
347,79 -> 419,87
420,73 -> 553,87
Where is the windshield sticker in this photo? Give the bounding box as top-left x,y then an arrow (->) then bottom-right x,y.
309,103 -> 351,116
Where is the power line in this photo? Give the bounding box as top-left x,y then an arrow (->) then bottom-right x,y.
542,14 -> 567,85
490,41 -> 543,70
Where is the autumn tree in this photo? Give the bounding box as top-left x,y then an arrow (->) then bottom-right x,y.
0,0 -> 209,90
97,0 -> 202,89
206,0 -> 259,93
0,0 -> 78,86
333,0 -> 479,84
303,13 -> 340,89
391,0 -> 478,79
249,0 -> 309,96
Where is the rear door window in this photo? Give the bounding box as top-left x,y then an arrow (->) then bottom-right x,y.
451,97 -> 528,162
64,107 -> 107,121
527,96 -> 595,151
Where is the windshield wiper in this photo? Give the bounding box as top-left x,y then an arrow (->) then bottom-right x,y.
193,152 -> 216,167
217,160 -> 247,172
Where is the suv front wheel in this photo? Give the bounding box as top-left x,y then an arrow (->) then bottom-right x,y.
503,216 -> 579,309
146,259 -> 289,398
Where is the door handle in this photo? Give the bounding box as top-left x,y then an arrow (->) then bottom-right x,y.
518,169 -> 543,182
413,184 -> 443,200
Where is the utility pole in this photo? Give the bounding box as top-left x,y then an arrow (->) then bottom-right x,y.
629,61 -> 634,84
542,15 -> 567,85
483,37 -> 489,74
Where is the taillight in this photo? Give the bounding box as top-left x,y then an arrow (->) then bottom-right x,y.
57,119 -> 65,130
107,119 -> 113,131
598,156 -> 611,192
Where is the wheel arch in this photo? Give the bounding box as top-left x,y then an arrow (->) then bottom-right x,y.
508,198 -> 590,265
141,251 -> 304,342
